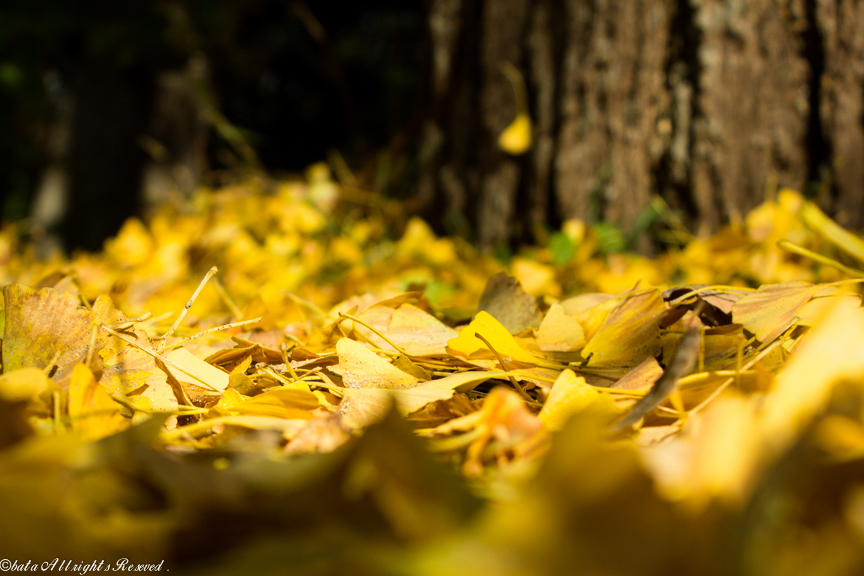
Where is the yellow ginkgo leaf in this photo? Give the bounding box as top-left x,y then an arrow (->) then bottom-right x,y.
337,338 -> 420,389
792,287 -> 860,327
447,311 -> 560,368
100,332 -> 179,414
67,363 -> 128,441
385,303 -> 458,356
760,297 -> 864,454
0,368 -> 52,403
2,284 -> 124,383
537,303 -> 586,352
540,369 -> 611,431
581,289 -> 666,367
227,387 -> 318,420
731,281 -> 823,342
164,347 -> 230,392
339,370 -> 512,429
497,61 -> 532,155
570,295 -> 621,342
498,114 -> 532,155
611,356 -> 664,391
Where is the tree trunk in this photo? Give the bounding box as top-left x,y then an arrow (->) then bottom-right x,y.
419,0 -> 864,251
61,60 -> 154,252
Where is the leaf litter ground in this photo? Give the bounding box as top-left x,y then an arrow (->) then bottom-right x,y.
2,174 -> 864,574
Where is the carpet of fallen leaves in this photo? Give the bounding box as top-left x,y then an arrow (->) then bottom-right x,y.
2,166 -> 864,575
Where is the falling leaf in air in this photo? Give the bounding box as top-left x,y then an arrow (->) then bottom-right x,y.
497,62 -> 532,155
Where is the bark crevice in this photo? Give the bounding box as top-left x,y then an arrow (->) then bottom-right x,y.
419,0 -> 864,252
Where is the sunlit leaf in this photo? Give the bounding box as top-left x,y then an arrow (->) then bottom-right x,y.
760,297 -> 864,453
337,338 -> 421,389
67,363 -> 128,441
2,285 -> 123,382
536,303 -> 586,352
539,369 -> 618,430
447,311 -> 560,368
732,281 -> 823,342
383,303 -> 458,356
581,289 -> 666,367
163,347 -> 229,392
223,387 -> 318,419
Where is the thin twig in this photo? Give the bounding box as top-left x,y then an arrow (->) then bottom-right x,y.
612,326 -> 701,431
337,311 -> 409,356
280,343 -> 300,381
160,266 -> 218,345
687,339 -> 783,418
85,323 -> 98,367
101,324 -> 221,392
161,317 -> 262,352
213,276 -> 244,320
109,311 -> 153,332
473,332 -> 533,403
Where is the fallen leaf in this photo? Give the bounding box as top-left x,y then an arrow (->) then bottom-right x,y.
2,285 -> 124,383
338,370 -> 511,429
225,387 -> 319,419
760,297 -> 864,454
0,368 -> 53,403
384,303 -> 458,356
536,303 -> 586,352
477,273 -> 542,334
732,281 -> 823,342
67,363 -> 128,441
164,347 -> 229,392
447,311 -> 560,368
539,369 -> 618,430
337,338 -> 420,389
581,289 -> 666,368
609,356 -> 664,391
99,331 -> 179,414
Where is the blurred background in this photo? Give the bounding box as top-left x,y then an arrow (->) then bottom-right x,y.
2,1 -> 864,256
0,0 -> 427,251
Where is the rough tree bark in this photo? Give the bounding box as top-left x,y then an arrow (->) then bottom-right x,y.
818,0 -> 864,228
418,0 -> 864,250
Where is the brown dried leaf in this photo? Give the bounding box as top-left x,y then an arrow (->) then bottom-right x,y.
477,273 -> 543,334
2,284 -> 124,382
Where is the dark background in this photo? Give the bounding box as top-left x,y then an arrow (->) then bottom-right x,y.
0,0 -> 427,248
4,1 -> 864,256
